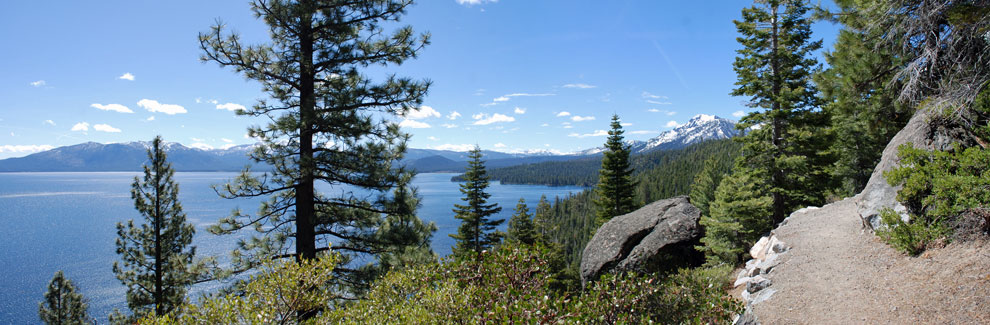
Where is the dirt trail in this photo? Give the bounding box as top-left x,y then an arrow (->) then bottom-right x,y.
751,198 -> 990,324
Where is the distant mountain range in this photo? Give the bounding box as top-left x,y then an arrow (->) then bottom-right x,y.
575,114 -> 740,155
0,114 -> 739,173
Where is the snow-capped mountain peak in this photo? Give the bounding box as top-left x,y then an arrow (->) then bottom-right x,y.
641,114 -> 739,152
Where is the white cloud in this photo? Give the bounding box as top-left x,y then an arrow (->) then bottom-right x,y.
568,130 -> 609,138
629,130 -> 658,135
621,122 -> 633,127
118,73 -> 135,81
71,122 -> 90,131
642,91 -> 668,99
210,99 -> 219,105
506,93 -> 554,97
471,113 -> 485,120
494,142 -> 506,148
433,144 -> 475,151
732,110 -> 746,118
399,119 -> 432,129
93,124 -> 121,133
447,111 -> 461,120
666,120 -> 682,128
191,137 -> 205,142
428,136 -> 438,141
221,138 -> 233,143
540,123 -> 549,127
646,100 -> 673,105
473,113 -> 515,125
441,123 -> 459,128
30,80 -> 46,87
556,111 -> 571,117
195,98 -> 202,104
493,96 -> 510,102
514,107 -> 526,114
216,102 -> 246,112
43,120 -> 55,126
571,115 -> 595,122
404,105 -> 441,119
563,83 -> 596,89
456,0 -> 497,5
647,108 -> 677,116
146,116 -> 155,121
189,143 -> 214,150
138,99 -> 187,115
563,125 -> 574,129
90,103 -> 134,113
0,144 -> 54,153
219,144 -> 237,150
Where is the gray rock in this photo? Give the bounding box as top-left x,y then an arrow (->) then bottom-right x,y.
756,253 -> 780,274
855,107 -> 969,230
732,307 -> 760,325
749,288 -> 777,305
746,275 -> 772,293
580,196 -> 703,283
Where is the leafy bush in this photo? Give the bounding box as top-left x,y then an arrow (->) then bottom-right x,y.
880,143 -> 990,254
329,245 -> 741,324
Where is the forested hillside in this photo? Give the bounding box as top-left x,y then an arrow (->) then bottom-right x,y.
537,139 -> 741,267
461,139 -> 740,187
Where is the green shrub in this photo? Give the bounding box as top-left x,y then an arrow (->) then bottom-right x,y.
875,207 -> 949,255
880,142 -> 990,254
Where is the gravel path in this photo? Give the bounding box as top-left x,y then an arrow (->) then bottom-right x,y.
751,198 -> 990,324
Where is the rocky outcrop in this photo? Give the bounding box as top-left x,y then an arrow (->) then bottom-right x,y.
855,107 -> 976,230
580,196 -> 703,284
732,231 -> 793,325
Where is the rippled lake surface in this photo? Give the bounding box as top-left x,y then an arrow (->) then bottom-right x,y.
0,172 -> 583,323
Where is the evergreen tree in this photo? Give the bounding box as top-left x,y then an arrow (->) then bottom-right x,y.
507,198 -> 537,245
731,0 -> 830,224
533,195 -> 554,244
697,167 -> 773,265
689,156 -> 726,218
371,179 -> 438,275
200,0 -> 434,292
816,0 -> 913,195
450,146 -> 503,260
594,114 -> 637,225
38,271 -> 90,325
113,136 -> 196,318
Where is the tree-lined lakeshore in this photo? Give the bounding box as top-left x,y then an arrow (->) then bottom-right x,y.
22,0 -> 990,323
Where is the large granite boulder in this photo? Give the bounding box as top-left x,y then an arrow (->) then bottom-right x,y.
580,196 -> 703,284
855,107 -> 976,230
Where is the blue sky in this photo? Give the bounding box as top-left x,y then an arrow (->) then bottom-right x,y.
0,0 -> 839,159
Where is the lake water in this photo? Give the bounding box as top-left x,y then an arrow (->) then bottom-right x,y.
0,172 -> 583,323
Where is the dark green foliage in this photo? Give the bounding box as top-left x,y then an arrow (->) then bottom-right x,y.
539,140 -> 741,268
506,198 -> 537,245
113,136 -> 196,319
365,179 -> 438,284
689,156 -> 728,218
816,0 -> 914,196
200,0 -> 435,294
879,142 -> 990,255
698,167 -> 773,265
594,115 -> 638,224
480,156 -> 603,186
38,271 -> 90,325
450,146 -> 504,260
327,245 -> 742,323
732,0 -> 831,224
532,195 -> 554,244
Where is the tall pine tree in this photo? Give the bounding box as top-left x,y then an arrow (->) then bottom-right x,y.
697,167 -> 773,265
731,0 -> 830,224
450,146 -> 503,260
200,0 -> 434,293
594,114 -> 637,225
533,195 -> 554,244
113,136 -> 196,319
689,156 -> 726,218
38,271 -> 90,325
506,198 -> 537,245
816,0 -> 913,195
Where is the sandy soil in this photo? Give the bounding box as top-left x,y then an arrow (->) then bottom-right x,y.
750,198 -> 990,324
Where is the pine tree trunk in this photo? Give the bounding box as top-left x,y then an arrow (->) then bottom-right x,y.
153,149 -> 164,316
770,4 -> 786,225
296,9 -> 317,263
